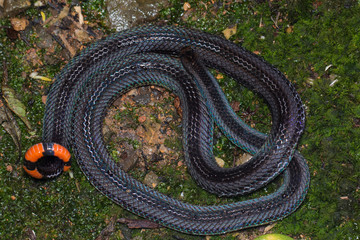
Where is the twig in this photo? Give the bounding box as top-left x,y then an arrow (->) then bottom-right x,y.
270,12 -> 280,29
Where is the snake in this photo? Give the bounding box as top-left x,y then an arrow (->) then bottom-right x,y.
24,25 -> 310,235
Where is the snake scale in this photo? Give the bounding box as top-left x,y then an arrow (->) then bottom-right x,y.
38,25 -> 310,235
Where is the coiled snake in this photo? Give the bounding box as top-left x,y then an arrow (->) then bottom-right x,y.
24,25 -> 310,235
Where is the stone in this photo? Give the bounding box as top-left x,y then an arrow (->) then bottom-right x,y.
143,171 -> 159,188
105,0 -> 169,31
0,0 -> 31,18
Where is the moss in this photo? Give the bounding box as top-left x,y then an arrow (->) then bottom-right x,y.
1,0 -> 359,239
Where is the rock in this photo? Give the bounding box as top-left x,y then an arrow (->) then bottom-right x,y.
0,0 -> 31,18
119,147 -> 138,172
34,25 -> 54,49
143,171 -> 159,188
132,87 -> 151,104
105,0 -> 169,31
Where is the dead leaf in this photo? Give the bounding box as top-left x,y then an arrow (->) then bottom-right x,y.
286,26 -> 294,33
30,72 -> 52,82
216,73 -> 223,80
10,18 -> 29,31
222,25 -> 237,40
58,32 -> 76,57
2,85 -> 32,129
6,164 -> 13,172
138,115 -> 146,123
74,29 -> 91,42
73,6 -> 84,25
264,223 -> 276,233
215,157 -> 225,167
230,101 -> 240,112
183,2 -> 191,11
0,98 -> 22,156
173,96 -> 182,117
1,62 -> 22,156
48,5 -> 70,26
42,95 -> 47,104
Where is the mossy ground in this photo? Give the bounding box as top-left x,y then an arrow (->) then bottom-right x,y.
0,1 -> 359,239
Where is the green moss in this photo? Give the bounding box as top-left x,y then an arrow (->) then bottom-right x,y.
1,0 -> 359,239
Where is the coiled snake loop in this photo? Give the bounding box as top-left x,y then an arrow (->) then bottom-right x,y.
38,25 -> 309,235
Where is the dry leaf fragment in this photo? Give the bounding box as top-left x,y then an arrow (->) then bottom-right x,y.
10,18 -> 29,31
6,164 -> 13,172
216,73 -> 223,79
222,25 -> 237,39
30,72 -> 53,82
215,157 -> 225,167
138,115 -> 146,123
74,29 -> 91,42
48,5 -> 70,26
42,95 -> 47,104
73,6 -> 84,25
286,26 -> 294,33
58,33 -> 76,57
183,2 -> 191,11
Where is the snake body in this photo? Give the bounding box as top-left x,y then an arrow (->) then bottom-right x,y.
42,25 -> 310,234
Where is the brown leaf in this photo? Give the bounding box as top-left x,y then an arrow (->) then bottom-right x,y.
183,2 -> 191,11
286,26 -> 294,33
42,95 -> 47,104
58,32 -> 76,57
230,101 -> 240,112
48,5 -> 70,26
73,6 -> 84,25
10,18 -> 29,31
138,115 -> 146,123
173,96 -> 182,117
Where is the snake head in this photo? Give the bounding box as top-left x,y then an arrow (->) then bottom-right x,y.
23,143 -> 71,179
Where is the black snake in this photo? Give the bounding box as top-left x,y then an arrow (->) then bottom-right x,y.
31,25 -> 310,235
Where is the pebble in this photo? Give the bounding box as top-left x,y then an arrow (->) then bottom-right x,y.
143,171 -> 159,188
